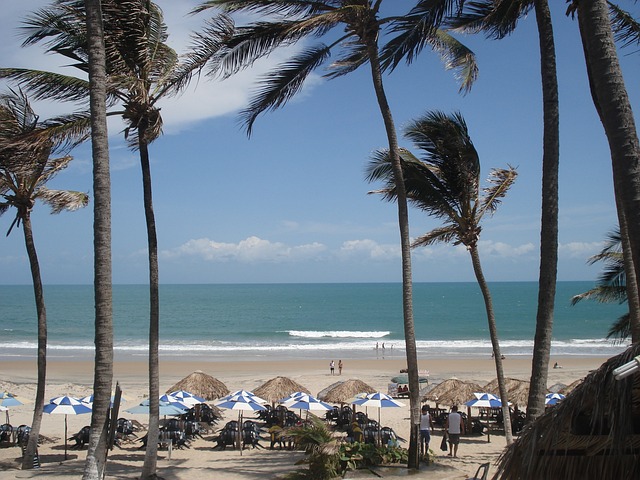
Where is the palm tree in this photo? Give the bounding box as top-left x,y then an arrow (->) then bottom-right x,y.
568,0 -> 640,343
81,0 -> 113,477
448,0 -> 560,424
571,227 -> 632,343
0,89 -> 89,470
193,1 -> 477,467
366,110 -> 517,445
1,3 -> 232,476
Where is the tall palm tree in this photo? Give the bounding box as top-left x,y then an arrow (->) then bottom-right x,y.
81,0 -> 113,478
571,227 -> 632,343
193,1 -> 477,466
568,0 -> 640,343
366,110 -> 517,445
1,3 -> 232,477
0,89 -> 89,470
448,0 -> 560,424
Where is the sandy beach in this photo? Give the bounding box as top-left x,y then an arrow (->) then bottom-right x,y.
0,354 -> 605,479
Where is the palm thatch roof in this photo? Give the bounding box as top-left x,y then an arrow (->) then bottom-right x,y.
484,377 -> 530,406
166,370 -> 229,401
494,343 -> 640,479
317,379 -> 376,404
422,378 -> 484,406
253,376 -> 311,405
559,378 -> 583,395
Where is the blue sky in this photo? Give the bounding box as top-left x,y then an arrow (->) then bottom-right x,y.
0,1 -> 636,285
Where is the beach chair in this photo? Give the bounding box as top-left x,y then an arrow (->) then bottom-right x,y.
467,462 -> 490,480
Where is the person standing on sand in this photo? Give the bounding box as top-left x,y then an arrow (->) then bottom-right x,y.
446,405 -> 465,457
330,360 -> 335,375
420,404 -> 434,460
338,360 -> 343,375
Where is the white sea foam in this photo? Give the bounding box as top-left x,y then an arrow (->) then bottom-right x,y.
287,330 -> 390,339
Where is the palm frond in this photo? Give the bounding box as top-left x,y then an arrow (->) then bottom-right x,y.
193,0 -> 337,17
324,41 -> 368,79
447,0 -> 533,39
240,45 -> 331,135
477,165 -> 518,220
608,2 -> 640,50
0,69 -> 89,104
606,313 -> 631,344
571,285 -> 627,305
36,186 -> 89,214
428,29 -> 479,94
170,15 -> 235,93
412,225 -> 459,247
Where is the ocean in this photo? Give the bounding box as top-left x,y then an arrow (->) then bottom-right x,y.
0,282 -> 629,361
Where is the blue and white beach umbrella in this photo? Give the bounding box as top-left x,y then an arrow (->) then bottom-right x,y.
219,390 -> 268,405
285,394 -> 333,412
351,392 -> 405,409
545,393 -> 566,406
80,394 -> 126,408
278,391 -> 307,405
43,396 -> 92,460
465,393 -> 504,409
125,399 -> 187,417
165,390 -> 206,407
0,392 -> 24,424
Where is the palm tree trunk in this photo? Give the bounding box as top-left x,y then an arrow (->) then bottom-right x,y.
469,246 -> 513,445
83,0 -> 114,477
527,0 -> 559,423
366,42 -> 420,470
139,129 -> 161,480
82,0 -> 113,480
21,213 -> 47,470
575,0 -> 640,333
618,209 -> 640,342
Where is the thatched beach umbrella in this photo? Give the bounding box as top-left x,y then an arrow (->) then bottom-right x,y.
166,370 -> 229,401
423,378 -> 483,407
484,377 -> 530,407
559,378 -> 583,395
494,343 -> 640,479
253,376 -> 311,405
318,379 -> 376,404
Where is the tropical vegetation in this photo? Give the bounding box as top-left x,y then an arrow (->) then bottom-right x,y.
0,89 -> 89,470
366,110 -> 517,444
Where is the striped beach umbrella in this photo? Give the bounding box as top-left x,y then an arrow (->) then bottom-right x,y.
164,390 -> 206,408
43,396 -> 92,460
545,393 -> 566,406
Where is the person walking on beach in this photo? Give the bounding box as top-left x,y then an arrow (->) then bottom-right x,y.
330,360 -> 335,375
420,405 -> 434,460
445,405 -> 465,458
338,360 -> 343,375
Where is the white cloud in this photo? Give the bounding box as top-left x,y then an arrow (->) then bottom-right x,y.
338,239 -> 400,259
162,236 -> 326,262
559,241 -> 604,259
478,240 -> 536,257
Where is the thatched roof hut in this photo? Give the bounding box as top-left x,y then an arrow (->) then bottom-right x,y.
166,371 -> 229,401
318,379 -> 376,404
253,376 -> 311,405
423,378 -> 484,406
494,344 -> 640,479
484,377 -> 530,407
559,378 -> 583,395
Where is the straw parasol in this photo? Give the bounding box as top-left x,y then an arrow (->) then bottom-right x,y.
422,378 -> 483,407
484,377 -> 530,407
166,371 -> 229,401
559,378 -> 583,395
253,376 -> 311,405
494,343 -> 640,480
317,379 -> 376,404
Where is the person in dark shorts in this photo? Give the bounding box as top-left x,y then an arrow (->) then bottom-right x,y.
445,405 -> 465,457
419,404 -> 434,459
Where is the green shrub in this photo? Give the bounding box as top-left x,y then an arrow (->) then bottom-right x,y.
339,442 -> 408,472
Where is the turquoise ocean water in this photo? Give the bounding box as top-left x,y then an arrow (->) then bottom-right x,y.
0,282 -> 629,361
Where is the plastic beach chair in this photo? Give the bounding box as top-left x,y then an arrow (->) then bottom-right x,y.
467,462 -> 490,480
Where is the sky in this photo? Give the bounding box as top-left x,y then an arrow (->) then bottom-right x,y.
0,1 -> 637,285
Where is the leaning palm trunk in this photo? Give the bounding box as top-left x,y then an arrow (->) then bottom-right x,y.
83,0 -> 114,477
527,0 -> 559,423
618,209 -> 640,342
139,130 -> 161,480
21,214 -> 47,470
366,43 -> 420,470
575,0 -> 640,334
469,246 -> 513,445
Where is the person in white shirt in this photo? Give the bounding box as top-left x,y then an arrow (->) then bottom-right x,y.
419,404 -> 434,459
445,405 -> 465,457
